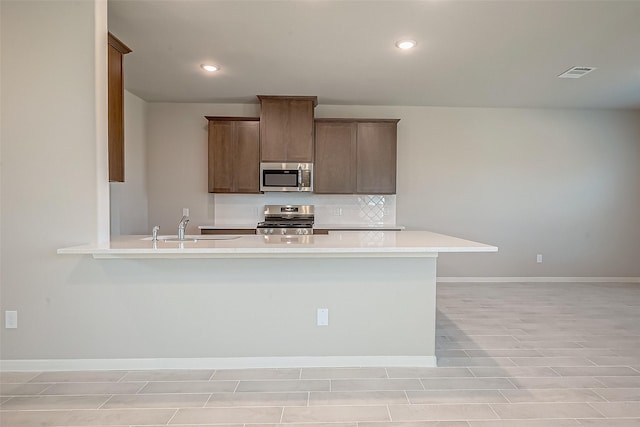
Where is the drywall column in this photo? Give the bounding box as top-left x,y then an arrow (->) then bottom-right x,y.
0,0 -> 107,358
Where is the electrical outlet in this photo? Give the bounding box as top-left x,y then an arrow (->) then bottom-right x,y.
183,208 -> 189,217
5,311 -> 17,329
317,308 -> 329,326
536,254 -> 543,263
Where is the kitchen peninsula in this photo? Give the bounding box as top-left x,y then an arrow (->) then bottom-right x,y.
58,231 -> 496,369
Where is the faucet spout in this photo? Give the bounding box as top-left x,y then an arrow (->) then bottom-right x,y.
177,215 -> 189,240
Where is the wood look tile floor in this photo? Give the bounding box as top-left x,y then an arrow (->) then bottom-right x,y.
2,282 -> 640,426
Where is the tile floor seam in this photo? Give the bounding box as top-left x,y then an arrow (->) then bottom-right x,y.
37,383 -> 54,395
135,381 -> 149,394
591,377 -> 610,388
97,394 -> 114,409
164,407 -> 180,425
549,366 -> 563,376
589,387 -> 610,403
584,401 -> 608,419
117,371 -> 128,383
0,396 -> 15,407
496,389 -> 512,404
202,392 -> 214,407
504,377 -> 518,390
485,402 -> 502,420
207,370 -> 217,381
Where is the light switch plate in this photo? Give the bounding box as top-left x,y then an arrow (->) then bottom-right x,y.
5,311 -> 17,329
317,308 -> 329,326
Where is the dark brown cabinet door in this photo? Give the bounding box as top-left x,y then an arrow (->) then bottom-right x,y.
258,98 -> 288,161
356,122 -> 397,194
314,121 -> 357,193
208,121 -> 234,193
207,117 -> 260,193
286,99 -> 315,162
234,121 -> 260,193
107,33 -> 131,182
258,96 -> 317,162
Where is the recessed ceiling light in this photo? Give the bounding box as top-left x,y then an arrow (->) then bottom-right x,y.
558,66 -> 596,78
201,64 -> 219,72
395,40 -> 417,50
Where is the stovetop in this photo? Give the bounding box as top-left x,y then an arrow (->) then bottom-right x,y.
259,204 -> 315,229
257,220 -> 313,229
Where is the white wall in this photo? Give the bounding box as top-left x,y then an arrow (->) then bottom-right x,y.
110,90 -> 149,235
146,103 -> 640,277
0,0 -> 107,358
320,105 -> 640,277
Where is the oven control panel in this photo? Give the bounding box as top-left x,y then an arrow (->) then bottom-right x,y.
256,228 -> 312,236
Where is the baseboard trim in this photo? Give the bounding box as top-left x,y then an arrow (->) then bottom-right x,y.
437,277 -> 640,283
0,356 -> 438,372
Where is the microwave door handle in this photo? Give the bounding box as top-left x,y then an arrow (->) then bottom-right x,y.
298,167 -> 302,186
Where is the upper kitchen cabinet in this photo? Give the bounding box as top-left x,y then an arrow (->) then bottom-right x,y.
207,117 -> 260,193
315,119 -> 399,195
314,121 -> 357,194
356,120 -> 398,194
107,32 -> 131,182
258,95 -> 317,162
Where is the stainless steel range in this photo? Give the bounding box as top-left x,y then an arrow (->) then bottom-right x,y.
257,205 -> 314,235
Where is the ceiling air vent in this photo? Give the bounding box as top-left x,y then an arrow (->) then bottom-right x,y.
558,66 -> 597,79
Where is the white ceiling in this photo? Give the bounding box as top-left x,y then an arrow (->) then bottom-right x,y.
108,0 -> 640,109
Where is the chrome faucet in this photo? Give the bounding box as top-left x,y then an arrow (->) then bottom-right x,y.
177,215 -> 189,240
152,225 -> 160,241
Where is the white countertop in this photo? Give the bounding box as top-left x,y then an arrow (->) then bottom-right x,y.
198,224 -> 256,229
314,224 -> 405,230
198,224 -> 405,230
58,231 -> 497,259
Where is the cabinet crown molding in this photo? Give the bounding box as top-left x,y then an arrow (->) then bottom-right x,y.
108,32 -> 132,55
205,116 -> 259,121
315,118 -> 400,123
257,95 -> 318,107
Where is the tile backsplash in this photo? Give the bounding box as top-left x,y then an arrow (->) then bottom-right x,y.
213,194 -> 396,226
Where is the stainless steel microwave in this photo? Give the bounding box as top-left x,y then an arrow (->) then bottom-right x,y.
260,162 -> 313,192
